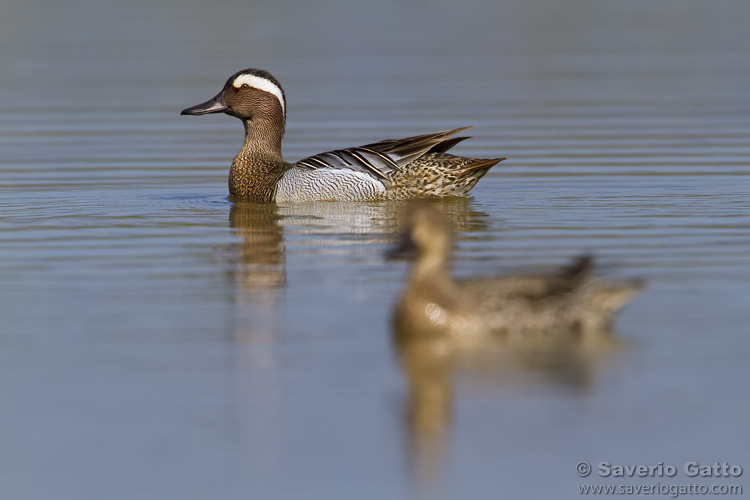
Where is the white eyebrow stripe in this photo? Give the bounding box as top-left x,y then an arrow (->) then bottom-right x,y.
232,74 -> 285,114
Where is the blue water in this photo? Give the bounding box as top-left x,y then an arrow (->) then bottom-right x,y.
1,0 -> 749,498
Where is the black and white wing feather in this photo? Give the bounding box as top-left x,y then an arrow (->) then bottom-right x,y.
295,127 -> 473,183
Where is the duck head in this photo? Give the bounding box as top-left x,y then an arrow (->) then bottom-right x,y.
391,205 -> 453,271
181,68 -> 286,128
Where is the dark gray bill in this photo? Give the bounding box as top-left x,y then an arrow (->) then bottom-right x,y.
386,231 -> 416,260
180,92 -> 228,115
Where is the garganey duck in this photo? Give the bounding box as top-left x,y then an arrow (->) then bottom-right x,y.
392,206 -> 644,339
181,68 -> 505,202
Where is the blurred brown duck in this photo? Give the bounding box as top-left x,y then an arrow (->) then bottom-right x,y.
392,206 -> 644,340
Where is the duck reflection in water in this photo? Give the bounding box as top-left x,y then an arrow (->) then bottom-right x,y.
226,202 -> 288,345
389,205 -> 644,486
226,199 -> 492,322
226,199 -> 491,344
229,202 -> 287,291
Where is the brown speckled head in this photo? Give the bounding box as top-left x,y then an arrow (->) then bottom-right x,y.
181,68 -> 286,131
222,68 -> 286,129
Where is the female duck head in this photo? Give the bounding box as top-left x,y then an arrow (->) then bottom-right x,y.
392,205 -> 454,271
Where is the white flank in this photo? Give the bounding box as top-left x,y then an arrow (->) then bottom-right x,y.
232,74 -> 285,114
276,168 -> 386,202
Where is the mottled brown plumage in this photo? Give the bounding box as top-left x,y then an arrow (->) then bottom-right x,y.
388,153 -> 500,199
181,68 -> 505,202
392,206 -> 644,340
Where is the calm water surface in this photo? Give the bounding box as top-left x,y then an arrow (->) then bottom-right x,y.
1,0 -> 749,498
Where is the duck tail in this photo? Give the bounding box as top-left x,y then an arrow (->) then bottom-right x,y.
565,256 -> 644,312
460,157 -> 506,176
596,279 -> 645,313
450,157 -> 506,191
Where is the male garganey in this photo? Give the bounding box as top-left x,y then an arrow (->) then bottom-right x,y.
181,68 -> 504,202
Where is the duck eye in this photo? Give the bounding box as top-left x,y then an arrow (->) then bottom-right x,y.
240,83 -> 250,90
